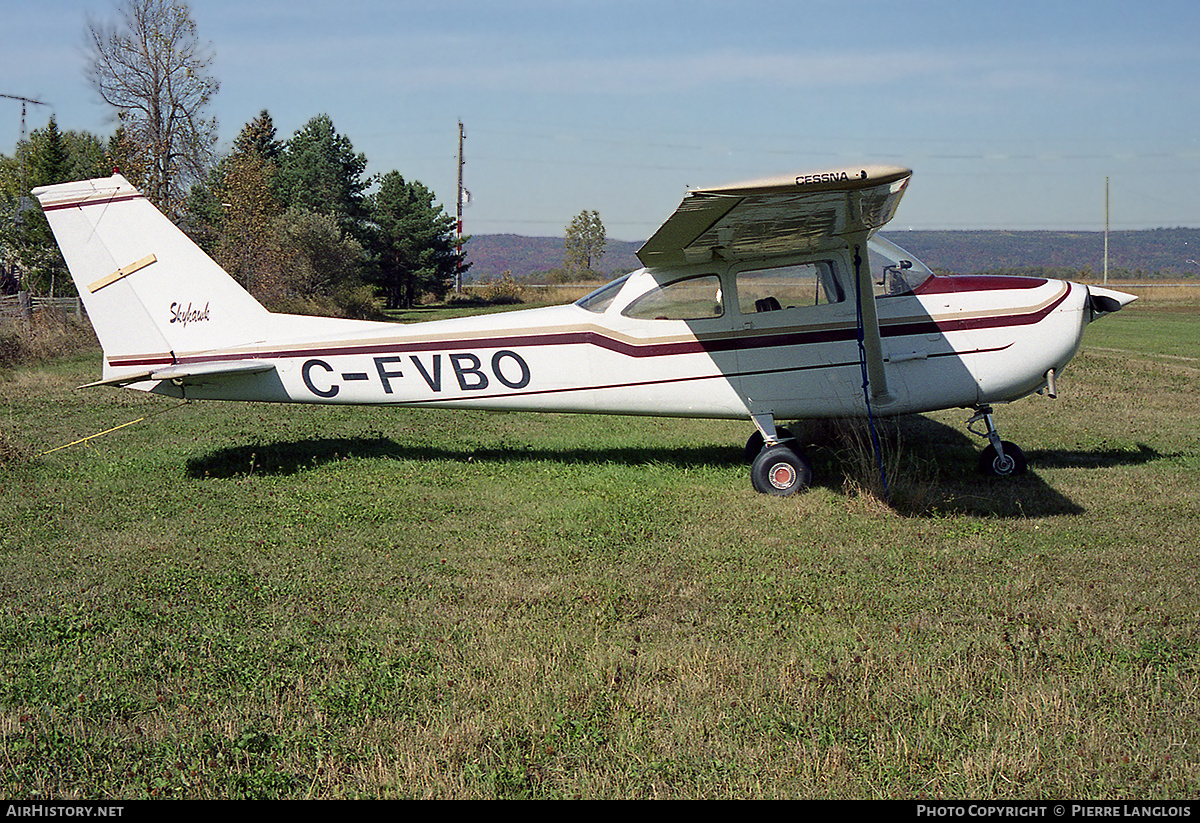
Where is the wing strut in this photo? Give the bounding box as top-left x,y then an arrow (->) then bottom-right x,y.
849,225 -> 893,501
848,230 -> 894,407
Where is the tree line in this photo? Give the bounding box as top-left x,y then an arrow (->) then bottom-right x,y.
0,0 -> 465,317
185,111 -> 464,316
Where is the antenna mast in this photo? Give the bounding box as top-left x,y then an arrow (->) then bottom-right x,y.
2,93 -> 49,202
1,93 -> 48,145
3,93 -> 49,293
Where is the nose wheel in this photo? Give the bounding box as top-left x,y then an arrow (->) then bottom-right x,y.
967,406 -> 1027,477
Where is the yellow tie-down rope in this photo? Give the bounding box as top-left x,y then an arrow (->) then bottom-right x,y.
38,402 -> 188,457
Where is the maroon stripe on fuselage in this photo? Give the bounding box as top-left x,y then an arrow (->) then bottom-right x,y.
108,285 -> 1071,370
908,274 -> 1048,295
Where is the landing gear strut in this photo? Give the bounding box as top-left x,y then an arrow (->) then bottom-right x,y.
744,427 -> 794,463
967,405 -> 1027,477
746,414 -> 812,495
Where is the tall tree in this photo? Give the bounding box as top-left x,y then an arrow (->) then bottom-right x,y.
28,116 -> 69,186
0,118 -> 110,294
273,115 -> 371,243
86,0 -> 219,217
233,110 -> 283,163
564,209 -> 606,276
190,113 -> 286,287
211,152 -> 283,296
371,171 -> 464,309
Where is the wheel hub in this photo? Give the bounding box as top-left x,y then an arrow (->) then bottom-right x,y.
769,462 -> 796,490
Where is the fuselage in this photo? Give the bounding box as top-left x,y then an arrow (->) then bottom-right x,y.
131,242 -> 1100,423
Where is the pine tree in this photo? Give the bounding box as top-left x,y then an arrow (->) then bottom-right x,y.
370,171 -> 464,309
273,115 -> 371,244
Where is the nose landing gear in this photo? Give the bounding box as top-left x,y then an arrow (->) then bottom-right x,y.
967,405 -> 1027,477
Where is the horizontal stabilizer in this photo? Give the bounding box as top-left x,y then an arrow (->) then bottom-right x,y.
80,360 -> 276,389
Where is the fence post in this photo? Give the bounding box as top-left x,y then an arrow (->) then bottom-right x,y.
18,291 -> 32,319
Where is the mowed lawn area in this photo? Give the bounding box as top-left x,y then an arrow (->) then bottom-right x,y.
1,285 -> 1197,798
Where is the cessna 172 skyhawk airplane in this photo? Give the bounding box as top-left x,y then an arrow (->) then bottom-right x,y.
33,165 -> 1135,495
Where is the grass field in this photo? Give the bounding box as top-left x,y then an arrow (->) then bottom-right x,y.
1,287 -> 1197,798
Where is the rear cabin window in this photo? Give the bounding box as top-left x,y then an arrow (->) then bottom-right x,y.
622,274 -> 724,321
736,261 -> 843,315
575,274 -> 630,313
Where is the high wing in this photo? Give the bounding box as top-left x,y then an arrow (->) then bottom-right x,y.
638,165 -> 912,404
637,165 -> 911,267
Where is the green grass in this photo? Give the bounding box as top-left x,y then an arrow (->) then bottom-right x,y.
1,295 -> 1198,798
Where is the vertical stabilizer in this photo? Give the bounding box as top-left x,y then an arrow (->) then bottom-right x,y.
33,175 -> 271,381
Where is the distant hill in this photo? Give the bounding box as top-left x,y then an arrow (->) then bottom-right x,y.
463,229 -> 1200,281
878,228 -> 1200,277
462,235 -> 641,282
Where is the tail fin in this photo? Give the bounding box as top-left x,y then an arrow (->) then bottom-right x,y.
33,175 -> 271,381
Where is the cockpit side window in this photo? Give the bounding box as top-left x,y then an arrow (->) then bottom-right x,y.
622,274 -> 724,321
736,261 -> 843,315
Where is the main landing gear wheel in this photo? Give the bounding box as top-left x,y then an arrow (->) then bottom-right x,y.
978,441 -> 1027,477
744,427 -> 794,463
751,444 -> 813,496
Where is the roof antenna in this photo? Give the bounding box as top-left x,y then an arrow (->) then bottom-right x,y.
2,93 -> 50,216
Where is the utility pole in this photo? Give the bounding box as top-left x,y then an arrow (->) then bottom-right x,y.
1103,177 -> 1109,285
456,120 -> 466,293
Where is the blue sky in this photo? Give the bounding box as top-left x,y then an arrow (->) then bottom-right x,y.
4,0 -> 1199,240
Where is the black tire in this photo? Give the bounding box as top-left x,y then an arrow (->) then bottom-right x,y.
751,443 -> 813,495
978,441 -> 1027,477
744,427 -> 795,462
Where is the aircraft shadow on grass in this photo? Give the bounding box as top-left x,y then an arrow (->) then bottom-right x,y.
183,414 -> 1169,520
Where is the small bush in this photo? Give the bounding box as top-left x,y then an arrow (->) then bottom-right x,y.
0,310 -> 97,369
481,272 -> 525,305
797,416 -> 936,514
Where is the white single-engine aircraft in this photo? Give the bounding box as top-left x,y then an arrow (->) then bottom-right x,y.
34,166 -> 1135,495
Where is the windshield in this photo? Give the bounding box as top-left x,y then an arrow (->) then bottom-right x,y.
868,237 -> 933,295
575,274 -> 631,313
